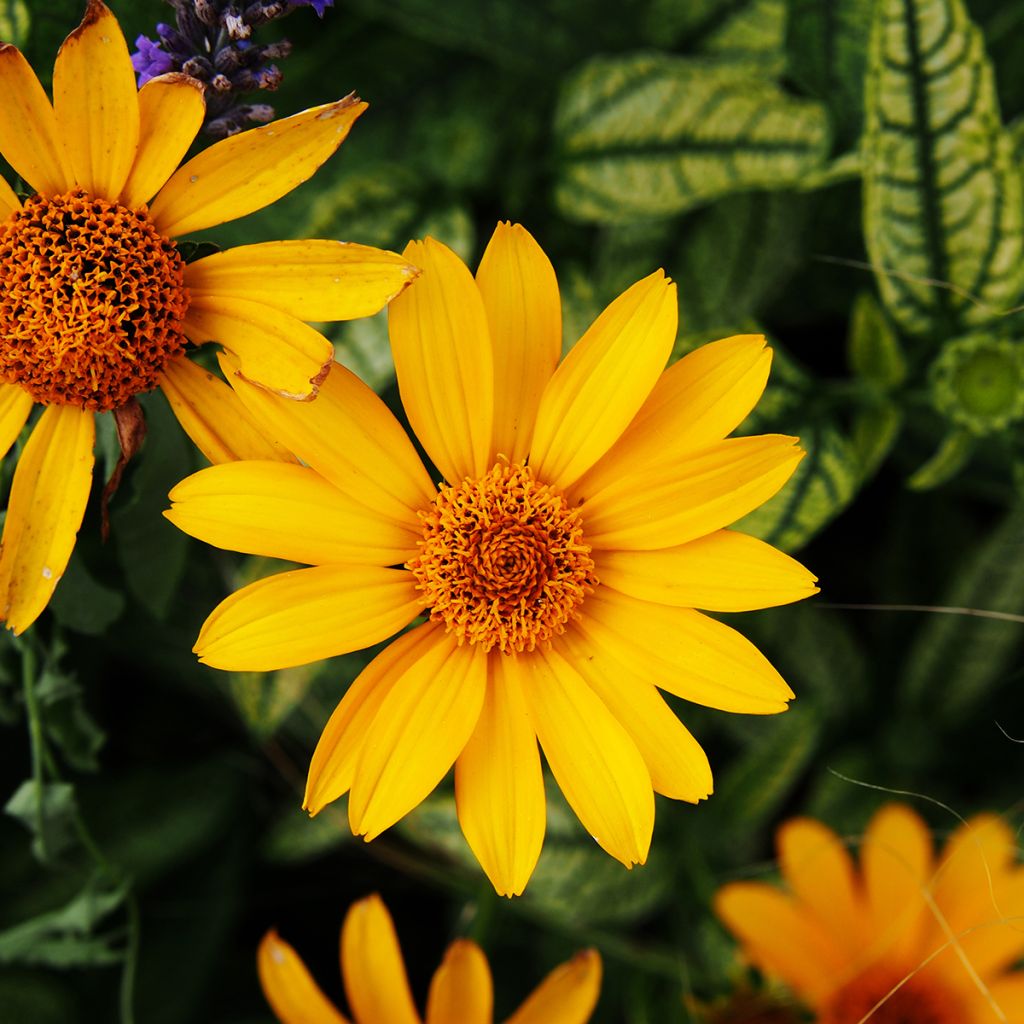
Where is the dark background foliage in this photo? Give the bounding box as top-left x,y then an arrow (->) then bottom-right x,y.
1,0 -> 1023,1021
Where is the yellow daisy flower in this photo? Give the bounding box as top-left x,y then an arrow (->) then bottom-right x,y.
258,893 -> 601,1024
0,0 -> 416,633
715,803 -> 1024,1022
166,222 -> 817,895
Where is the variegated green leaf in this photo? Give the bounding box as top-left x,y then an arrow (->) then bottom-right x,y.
554,54 -> 830,224
863,0 -> 1024,337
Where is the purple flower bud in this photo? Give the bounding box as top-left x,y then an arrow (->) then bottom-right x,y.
130,35 -> 175,86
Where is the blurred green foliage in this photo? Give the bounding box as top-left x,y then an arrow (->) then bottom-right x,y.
2,0 -> 1024,1021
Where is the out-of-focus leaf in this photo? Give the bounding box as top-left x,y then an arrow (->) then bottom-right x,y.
863,0 -> 1024,338
110,391 -> 192,621
554,54 -> 830,224
851,400 -> 903,481
907,429 -> 974,490
734,420 -> 860,552
36,658 -> 104,774
0,0 -> 30,48
227,663 -> 320,739
332,311 -> 396,392
416,203 -> 476,263
672,192 -> 807,333
848,291 -> 907,389
902,503 -> 1024,718
5,781 -> 77,864
47,553 -> 125,637
0,871 -> 127,967
0,972 -> 77,1024
262,805 -> 351,864
786,0 -> 872,142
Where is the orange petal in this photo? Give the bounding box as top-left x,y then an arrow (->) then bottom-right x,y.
184,296 -> 334,401
455,656 -> 546,897
150,95 -> 367,237
304,622 -> 444,815
121,73 -> 205,208
158,356 -> 296,465
0,43 -> 73,195
52,0 -> 139,200
388,237 -> 494,484
0,385 -> 34,459
575,334 -> 771,497
505,950 -> 602,1024
222,353 -> 435,527
348,634 -> 487,841
0,405 -> 94,634
194,565 -> 420,671
530,271 -> 676,491
576,435 -> 804,551
520,647 -> 653,868
475,222 -> 561,463
186,240 -> 419,322
0,175 -> 21,220
425,940 -> 493,1024
341,895 -> 420,1024
257,930 -> 350,1024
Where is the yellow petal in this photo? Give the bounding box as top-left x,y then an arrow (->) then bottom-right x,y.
862,803 -> 934,964
257,930 -> 351,1024
0,385 -> 34,459
475,222 -> 561,463
505,950 -> 602,1024
150,95 -> 367,237
0,175 -> 21,220
530,271 -> 676,491
520,647 -> 653,868
158,356 -> 297,465
349,634 -> 487,841
557,626 -> 712,802
167,461 -> 421,566
341,895 -> 420,1024
222,353 -> 435,525
304,622 -> 444,815
52,0 -> 139,200
194,565 -> 420,671
0,405 -> 94,634
577,435 -> 804,551
186,240 -> 419,321
185,296 -> 334,401
120,73 -> 205,208
0,43 -> 73,195
455,656 -> 546,897
777,818 -> 865,952
595,529 -> 818,611
577,588 -> 793,714
425,941 -> 492,1024
575,334 -> 771,497
388,237 -> 494,484
713,884 -> 846,1005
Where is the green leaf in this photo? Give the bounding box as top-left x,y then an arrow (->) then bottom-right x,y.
851,399 -> 904,480
786,0 -> 873,142
226,663 -> 320,740
734,420 -> 860,552
554,53 -> 830,224
47,553 -> 125,637
0,0 -> 30,48
848,291 -> 907,388
902,502 -> 1024,718
907,428 -> 974,490
332,312 -> 395,393
4,780 -> 78,864
36,654 -> 105,774
262,805 -> 351,864
862,0 -> 1024,338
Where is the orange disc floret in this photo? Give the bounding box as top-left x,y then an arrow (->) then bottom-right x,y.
408,460 -> 597,654
821,969 -> 964,1024
0,190 -> 189,411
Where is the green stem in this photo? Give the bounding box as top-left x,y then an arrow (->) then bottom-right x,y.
120,893 -> 141,1024
17,637 -> 49,860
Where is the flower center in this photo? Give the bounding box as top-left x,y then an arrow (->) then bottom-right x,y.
821,969 -> 963,1024
0,189 -> 189,412
408,460 -> 597,654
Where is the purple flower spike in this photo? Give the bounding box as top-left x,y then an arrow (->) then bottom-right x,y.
131,35 -> 176,86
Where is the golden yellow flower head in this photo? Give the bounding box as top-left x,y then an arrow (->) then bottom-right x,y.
258,893 -> 602,1024
167,222 -> 818,896
0,0 -> 416,634
715,803 -> 1024,1022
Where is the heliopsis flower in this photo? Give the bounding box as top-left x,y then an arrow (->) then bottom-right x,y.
715,803 -> 1024,1021
166,223 -> 817,894
258,893 -> 601,1024
0,0 -> 416,633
